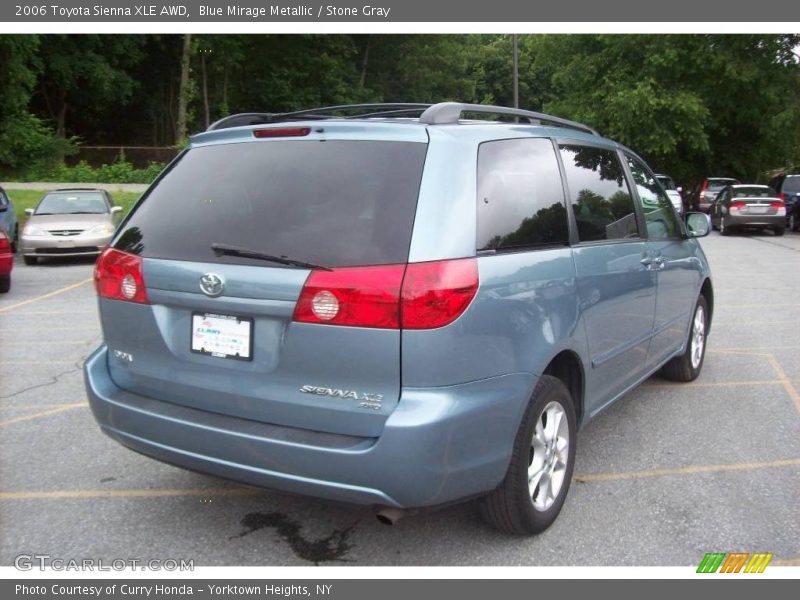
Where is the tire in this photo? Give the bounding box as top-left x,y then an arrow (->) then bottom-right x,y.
23,255 -> 37,266
773,227 -> 785,237
661,295 -> 708,382
480,375 -> 577,535
0,275 -> 10,293
791,212 -> 800,232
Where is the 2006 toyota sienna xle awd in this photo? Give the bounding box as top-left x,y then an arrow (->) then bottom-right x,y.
84,102 -> 713,534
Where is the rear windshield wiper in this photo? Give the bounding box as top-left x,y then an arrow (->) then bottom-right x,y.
210,243 -> 333,271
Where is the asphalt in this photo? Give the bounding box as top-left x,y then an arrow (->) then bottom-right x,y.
0,229 -> 798,567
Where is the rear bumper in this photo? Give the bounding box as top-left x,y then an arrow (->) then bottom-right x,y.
724,214 -> 784,228
84,345 -> 533,508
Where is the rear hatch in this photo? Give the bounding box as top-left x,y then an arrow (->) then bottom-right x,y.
98,126 -> 428,437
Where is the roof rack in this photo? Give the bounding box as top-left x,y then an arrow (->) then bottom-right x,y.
418,102 -> 598,135
207,102 -> 598,136
207,104 -> 432,131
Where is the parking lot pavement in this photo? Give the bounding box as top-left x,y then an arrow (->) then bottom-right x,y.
1,232 -> 798,567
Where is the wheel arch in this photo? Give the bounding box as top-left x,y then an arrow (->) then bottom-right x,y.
542,350 -> 585,427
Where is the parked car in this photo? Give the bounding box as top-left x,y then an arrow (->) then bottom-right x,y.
0,186 -> 19,252
84,102 -> 713,535
767,173 -> 800,228
20,188 -> 122,265
655,174 -> 684,214
689,177 -> 739,213
788,201 -> 800,232
710,184 -> 785,236
0,229 -> 13,293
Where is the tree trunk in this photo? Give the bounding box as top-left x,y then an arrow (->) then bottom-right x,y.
201,51 -> 210,129
175,33 -> 192,144
359,36 -> 370,88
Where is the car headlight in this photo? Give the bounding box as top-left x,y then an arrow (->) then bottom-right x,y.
85,223 -> 115,236
22,224 -> 48,237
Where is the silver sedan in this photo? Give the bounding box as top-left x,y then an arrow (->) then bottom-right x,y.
20,188 -> 122,265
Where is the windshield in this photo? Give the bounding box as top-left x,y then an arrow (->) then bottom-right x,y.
732,187 -> 776,198
36,192 -> 109,215
116,140 -> 428,268
707,179 -> 737,192
657,176 -> 676,191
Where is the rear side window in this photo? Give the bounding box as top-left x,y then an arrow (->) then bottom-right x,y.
559,145 -> 638,242
782,177 -> 800,193
477,138 -> 568,251
115,140 -> 427,268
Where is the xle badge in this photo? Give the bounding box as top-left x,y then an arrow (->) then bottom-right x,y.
300,385 -> 384,410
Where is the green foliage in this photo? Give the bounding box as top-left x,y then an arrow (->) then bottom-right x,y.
2,34 -> 800,187
0,112 -> 77,170
23,155 -> 164,184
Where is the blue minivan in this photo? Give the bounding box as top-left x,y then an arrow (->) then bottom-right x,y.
84,103 -> 713,534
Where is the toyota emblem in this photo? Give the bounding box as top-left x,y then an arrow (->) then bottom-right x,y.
199,273 -> 225,297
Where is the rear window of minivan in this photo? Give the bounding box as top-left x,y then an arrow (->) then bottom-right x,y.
115,140 -> 427,268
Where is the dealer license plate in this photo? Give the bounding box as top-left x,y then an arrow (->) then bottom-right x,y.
191,313 -> 253,361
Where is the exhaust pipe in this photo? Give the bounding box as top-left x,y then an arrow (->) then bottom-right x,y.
375,507 -> 406,526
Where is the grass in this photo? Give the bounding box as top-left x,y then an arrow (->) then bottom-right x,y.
5,189 -> 142,229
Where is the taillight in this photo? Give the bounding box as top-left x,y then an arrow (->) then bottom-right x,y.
401,259 -> 479,329
94,248 -> 149,304
771,201 -> 786,215
253,127 -> 311,138
730,201 -> 747,211
294,264 -> 405,328
0,231 -> 9,253
293,258 -> 479,330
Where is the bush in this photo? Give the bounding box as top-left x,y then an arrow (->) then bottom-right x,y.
22,153 -> 165,184
0,112 -> 77,171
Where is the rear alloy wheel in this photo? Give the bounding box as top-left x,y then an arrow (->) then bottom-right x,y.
662,295 -> 708,382
481,375 -> 576,535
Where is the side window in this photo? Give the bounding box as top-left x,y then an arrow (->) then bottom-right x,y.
625,154 -> 681,239
559,145 -> 638,242
477,138 -> 569,251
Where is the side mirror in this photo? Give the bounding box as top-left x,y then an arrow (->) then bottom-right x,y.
685,212 -> 710,238
110,206 -> 123,215
24,208 -> 34,216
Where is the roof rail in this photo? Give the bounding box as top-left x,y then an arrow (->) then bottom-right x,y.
419,102 -> 598,135
207,104 -> 432,131
206,102 -> 598,136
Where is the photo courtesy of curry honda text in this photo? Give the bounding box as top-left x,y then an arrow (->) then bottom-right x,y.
84,103 -> 713,535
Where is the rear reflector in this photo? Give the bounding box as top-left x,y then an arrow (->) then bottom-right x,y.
95,248 -> 149,304
293,258 -> 479,330
253,127 -> 311,138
